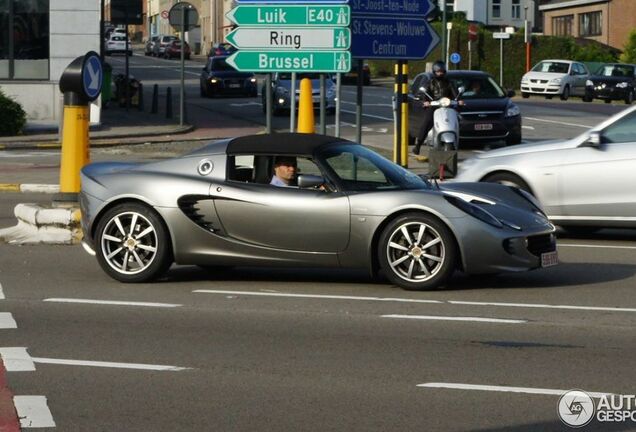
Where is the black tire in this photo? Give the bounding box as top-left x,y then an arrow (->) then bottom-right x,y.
378,213 -> 457,291
94,203 -> 173,283
625,90 -> 634,105
505,132 -> 522,146
521,92 -> 530,99
484,172 -> 532,194
200,85 -> 207,98
546,95 -> 553,100
560,85 -> 570,101
605,99 -> 612,104
583,93 -> 593,102
363,76 -> 371,86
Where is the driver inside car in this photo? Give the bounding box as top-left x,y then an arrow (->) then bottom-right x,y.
270,156 -> 298,187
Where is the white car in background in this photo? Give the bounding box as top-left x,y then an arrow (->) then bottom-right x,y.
105,34 -> 132,56
521,60 -> 591,101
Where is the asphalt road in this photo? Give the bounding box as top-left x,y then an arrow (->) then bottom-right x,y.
1,51 -> 636,431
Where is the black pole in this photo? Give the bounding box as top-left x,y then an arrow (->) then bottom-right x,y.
355,59 -> 363,143
137,82 -> 144,112
151,84 -> 158,113
125,20 -> 130,111
166,87 -> 173,119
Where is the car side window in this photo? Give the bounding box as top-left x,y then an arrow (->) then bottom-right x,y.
227,155 -> 325,187
602,111 -> 636,144
326,152 -> 388,184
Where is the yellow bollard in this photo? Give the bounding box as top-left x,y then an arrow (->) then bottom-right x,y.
401,62 -> 409,167
59,105 -> 90,195
297,78 -> 315,134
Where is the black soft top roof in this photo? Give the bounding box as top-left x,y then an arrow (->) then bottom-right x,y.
226,133 -> 356,156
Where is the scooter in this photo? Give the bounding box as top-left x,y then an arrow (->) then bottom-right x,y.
420,86 -> 465,151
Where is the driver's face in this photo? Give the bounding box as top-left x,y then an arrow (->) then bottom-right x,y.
274,162 -> 296,182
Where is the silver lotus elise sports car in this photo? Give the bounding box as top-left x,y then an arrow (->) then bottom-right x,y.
80,134 -> 557,290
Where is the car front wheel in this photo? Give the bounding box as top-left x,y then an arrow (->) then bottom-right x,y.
560,85 -> 570,101
95,203 -> 173,283
626,90 -> 635,105
378,213 -> 457,291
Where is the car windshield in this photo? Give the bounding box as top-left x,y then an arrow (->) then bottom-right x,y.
596,64 -> 634,77
451,76 -> 505,99
532,61 -> 570,74
278,73 -> 321,80
211,58 -> 236,71
319,144 -> 429,191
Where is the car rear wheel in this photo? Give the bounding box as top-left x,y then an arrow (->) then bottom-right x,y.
379,213 -> 457,291
521,92 -> 529,99
626,90 -> 634,105
95,203 -> 173,283
505,132 -> 522,145
560,85 -> 570,101
484,172 -> 531,194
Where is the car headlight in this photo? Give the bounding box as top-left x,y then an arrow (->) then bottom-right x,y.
549,78 -> 562,84
443,195 -> 503,228
250,78 -> 257,83
586,80 -> 594,86
210,78 -> 218,84
616,82 -> 629,88
505,104 -> 520,117
521,76 -> 529,83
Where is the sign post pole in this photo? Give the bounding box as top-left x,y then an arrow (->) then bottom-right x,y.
335,72 -> 341,137
180,8 -> 186,126
355,59 -> 362,144
290,72 -> 297,132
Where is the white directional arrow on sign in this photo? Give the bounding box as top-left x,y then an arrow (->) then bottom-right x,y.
225,27 -> 350,50
86,61 -> 101,90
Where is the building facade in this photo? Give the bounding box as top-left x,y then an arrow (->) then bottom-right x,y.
453,0 -> 538,31
0,0 -> 100,122
540,0 -> 636,49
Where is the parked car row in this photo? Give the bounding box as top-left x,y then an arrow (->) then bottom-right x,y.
521,60 -> 635,105
144,34 -> 191,59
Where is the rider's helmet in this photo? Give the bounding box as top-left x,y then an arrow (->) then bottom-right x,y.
432,61 -> 447,76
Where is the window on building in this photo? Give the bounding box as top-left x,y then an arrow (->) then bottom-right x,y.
492,0 -> 501,18
0,0 -> 49,80
512,0 -> 521,19
579,11 -> 602,37
552,14 -> 573,36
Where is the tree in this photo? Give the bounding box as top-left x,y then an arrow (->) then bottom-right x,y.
620,29 -> 636,64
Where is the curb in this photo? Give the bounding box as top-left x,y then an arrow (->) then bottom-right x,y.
0,184 -> 59,194
0,124 -> 195,151
0,203 -> 82,245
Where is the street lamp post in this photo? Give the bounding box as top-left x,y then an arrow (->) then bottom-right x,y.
524,4 -> 531,72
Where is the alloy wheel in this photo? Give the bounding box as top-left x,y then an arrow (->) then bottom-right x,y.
385,221 -> 445,283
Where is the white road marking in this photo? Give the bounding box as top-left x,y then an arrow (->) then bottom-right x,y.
521,125 -> 535,130
0,312 -> 17,329
195,289 -> 636,315
524,116 -> 592,128
341,101 -> 393,107
0,348 -> 36,371
448,300 -> 636,313
417,383 -> 612,398
559,243 -> 636,250
0,282 -> 4,300
31,357 -> 190,371
43,298 -> 182,308
193,289 -> 442,304
13,396 -> 56,428
230,102 -> 261,107
382,314 -> 527,324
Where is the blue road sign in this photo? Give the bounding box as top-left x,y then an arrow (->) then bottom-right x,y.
82,54 -> 103,101
450,52 -> 461,64
349,0 -> 434,18
350,16 -> 439,59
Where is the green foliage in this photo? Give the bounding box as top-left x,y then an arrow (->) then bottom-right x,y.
0,88 -> 26,136
620,29 -> 636,64
368,23 -> 619,89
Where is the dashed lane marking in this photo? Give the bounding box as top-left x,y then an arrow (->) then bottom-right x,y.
524,116 -> 592,128
43,298 -> 182,308
417,383 -> 612,398
13,396 -> 56,428
0,313 -> 17,329
559,243 -> 636,250
382,314 -> 527,324
0,348 -> 36,371
194,290 -> 636,314
0,283 -> 4,300
31,357 -> 190,371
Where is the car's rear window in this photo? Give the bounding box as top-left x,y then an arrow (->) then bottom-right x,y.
596,64 -> 634,77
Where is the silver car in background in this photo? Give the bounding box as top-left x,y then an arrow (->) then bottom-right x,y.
80,134 -> 557,291
521,60 -> 591,101
456,105 -> 636,233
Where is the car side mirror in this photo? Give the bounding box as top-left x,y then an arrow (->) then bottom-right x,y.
457,86 -> 465,96
582,131 -> 602,148
507,89 -> 516,97
297,174 -> 325,189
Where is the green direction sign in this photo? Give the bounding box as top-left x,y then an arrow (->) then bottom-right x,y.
225,27 -> 350,50
226,5 -> 350,27
226,51 -> 351,73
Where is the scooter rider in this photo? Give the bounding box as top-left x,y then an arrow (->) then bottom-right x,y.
413,61 -> 462,155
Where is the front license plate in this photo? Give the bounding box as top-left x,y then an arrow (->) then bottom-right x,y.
475,123 -> 493,131
228,83 -> 240,88
541,251 -> 558,267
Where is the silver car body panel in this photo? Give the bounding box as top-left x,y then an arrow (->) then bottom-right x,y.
456,105 -> 636,227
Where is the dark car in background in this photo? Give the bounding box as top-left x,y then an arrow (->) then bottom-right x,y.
262,72 -> 336,116
200,56 -> 257,97
152,35 -> 178,57
209,42 -> 236,57
163,40 -> 191,60
343,62 -> 371,86
408,71 -> 522,146
585,63 -> 636,105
